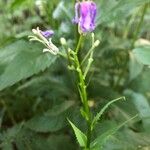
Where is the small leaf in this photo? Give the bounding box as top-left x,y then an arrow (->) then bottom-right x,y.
92,97 -> 125,129
68,119 -> 87,147
10,0 -> 31,10
133,46 -> 150,65
129,51 -> 143,80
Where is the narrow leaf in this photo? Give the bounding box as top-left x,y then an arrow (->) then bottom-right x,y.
92,97 -> 125,129
68,119 -> 87,147
91,114 -> 138,150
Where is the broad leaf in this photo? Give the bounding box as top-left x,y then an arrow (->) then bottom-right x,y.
1,127 -> 75,150
133,46 -> 150,65
98,0 -> 150,24
129,51 -> 143,80
45,100 -> 75,116
0,40 -> 57,91
125,90 -> 150,132
25,101 -> 74,132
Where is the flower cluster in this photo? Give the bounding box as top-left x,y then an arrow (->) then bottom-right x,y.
29,0 -> 98,54
28,27 -> 59,55
73,0 -> 97,33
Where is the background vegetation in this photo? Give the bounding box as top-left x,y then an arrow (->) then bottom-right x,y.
0,0 -> 150,149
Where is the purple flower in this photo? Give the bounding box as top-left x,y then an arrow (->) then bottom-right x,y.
41,30 -> 54,38
73,1 -> 97,33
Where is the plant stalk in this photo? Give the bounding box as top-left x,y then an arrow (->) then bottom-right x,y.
74,34 -> 92,149
131,3 -> 148,48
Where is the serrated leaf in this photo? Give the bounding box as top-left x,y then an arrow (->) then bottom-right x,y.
0,40 -> 57,91
133,46 -> 150,65
68,120 -> 87,147
92,97 -> 125,129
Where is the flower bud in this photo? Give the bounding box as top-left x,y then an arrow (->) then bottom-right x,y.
72,1 -> 97,33
60,37 -> 67,45
32,29 -> 38,34
94,40 -> 100,47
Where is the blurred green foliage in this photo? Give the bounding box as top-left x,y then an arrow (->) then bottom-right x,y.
0,0 -> 150,149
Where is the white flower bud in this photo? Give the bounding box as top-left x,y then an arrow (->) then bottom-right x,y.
32,29 -> 37,34
88,100 -> 95,107
94,40 -> 100,47
60,37 -> 67,45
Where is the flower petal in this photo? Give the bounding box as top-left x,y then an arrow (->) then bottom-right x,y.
41,30 -> 54,38
72,2 -> 80,24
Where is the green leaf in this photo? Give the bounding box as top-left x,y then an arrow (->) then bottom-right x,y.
0,123 -> 24,149
133,46 -> 150,65
10,0 -> 32,10
91,115 -> 138,150
98,0 -> 150,24
91,97 -> 125,129
129,51 -> 143,80
125,90 -> 150,132
68,119 -> 87,147
53,1 -> 72,20
25,101 -> 74,133
0,40 -> 57,91
0,108 -> 5,128
45,100 -> 75,116
1,127 -> 75,150
98,129 -> 150,150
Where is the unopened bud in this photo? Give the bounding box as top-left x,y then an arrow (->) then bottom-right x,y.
88,58 -> 93,63
68,65 -> 75,70
60,37 -> 67,45
94,40 -> 100,47
32,29 -> 37,34
88,100 -> 95,107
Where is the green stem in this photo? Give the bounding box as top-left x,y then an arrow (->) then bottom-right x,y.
131,4 -> 148,48
75,35 -> 83,53
81,45 -> 94,65
74,35 -> 92,149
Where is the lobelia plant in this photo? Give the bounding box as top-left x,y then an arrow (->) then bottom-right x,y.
29,0 -> 126,149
